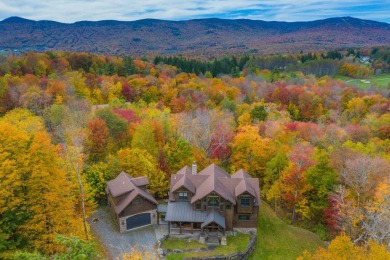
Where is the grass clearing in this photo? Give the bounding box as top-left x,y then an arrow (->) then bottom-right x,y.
165,201 -> 323,260
334,73 -> 390,88
249,201 -> 324,260
162,238 -> 207,251
165,233 -> 251,259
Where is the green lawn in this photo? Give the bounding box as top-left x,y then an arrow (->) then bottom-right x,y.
249,201 -> 324,260
162,238 -> 207,251
164,201 -> 323,260
334,73 -> 390,88
164,233 -> 251,259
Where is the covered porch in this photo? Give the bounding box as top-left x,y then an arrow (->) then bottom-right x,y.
165,202 -> 226,244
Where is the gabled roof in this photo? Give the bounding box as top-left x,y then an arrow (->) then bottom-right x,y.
176,166 -> 192,175
231,169 -> 252,179
171,174 -> 196,193
107,172 -> 158,215
235,178 -> 261,206
169,164 -> 261,207
190,173 -> 236,205
107,171 -> 135,197
130,176 -> 149,187
201,210 -> 226,229
198,163 -> 231,179
190,164 -> 236,204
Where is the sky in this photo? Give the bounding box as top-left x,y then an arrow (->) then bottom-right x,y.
0,0 -> 389,24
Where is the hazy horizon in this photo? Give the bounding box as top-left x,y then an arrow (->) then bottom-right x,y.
0,0 -> 389,24
1,15 -> 389,25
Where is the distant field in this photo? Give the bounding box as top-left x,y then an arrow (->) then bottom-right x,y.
249,201 -> 324,260
334,74 -> 390,88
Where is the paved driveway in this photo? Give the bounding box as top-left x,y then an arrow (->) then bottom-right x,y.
90,207 -> 159,259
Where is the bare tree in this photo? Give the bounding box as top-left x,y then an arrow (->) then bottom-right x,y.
335,155 -> 390,247
340,156 -> 388,204
175,109 -> 234,158
59,100 -> 91,240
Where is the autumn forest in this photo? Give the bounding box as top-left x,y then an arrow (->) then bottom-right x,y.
0,49 -> 389,259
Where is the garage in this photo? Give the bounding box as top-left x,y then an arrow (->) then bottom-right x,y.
126,213 -> 152,230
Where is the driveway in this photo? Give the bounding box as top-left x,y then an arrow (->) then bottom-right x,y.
90,207 -> 160,259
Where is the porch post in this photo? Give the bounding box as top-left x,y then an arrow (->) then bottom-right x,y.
179,222 -> 182,234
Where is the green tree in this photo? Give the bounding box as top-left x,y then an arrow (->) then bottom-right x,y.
131,123 -> 158,157
306,149 -> 338,222
96,108 -> 128,138
164,137 -> 195,173
263,149 -> 288,196
250,105 -> 268,122
84,162 -> 113,203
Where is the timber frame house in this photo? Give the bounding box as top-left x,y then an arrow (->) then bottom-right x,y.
163,163 -> 260,234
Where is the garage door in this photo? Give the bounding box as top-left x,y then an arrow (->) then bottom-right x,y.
126,213 -> 151,230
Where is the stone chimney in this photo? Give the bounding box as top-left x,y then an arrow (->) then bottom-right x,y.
192,161 -> 197,175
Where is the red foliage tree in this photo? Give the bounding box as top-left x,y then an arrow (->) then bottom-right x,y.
344,124 -> 372,143
86,118 -> 109,162
208,124 -> 233,162
121,81 -> 136,102
113,109 -> 139,123
169,96 -> 186,113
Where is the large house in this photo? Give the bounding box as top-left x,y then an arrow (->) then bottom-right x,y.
106,172 -> 158,232
164,163 -> 260,234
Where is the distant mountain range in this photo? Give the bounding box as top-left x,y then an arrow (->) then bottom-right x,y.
0,16 -> 389,55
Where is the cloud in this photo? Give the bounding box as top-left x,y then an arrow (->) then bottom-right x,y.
0,0 -> 389,23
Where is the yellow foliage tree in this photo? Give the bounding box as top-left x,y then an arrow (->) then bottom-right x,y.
0,108 -> 45,134
118,148 -> 169,198
231,125 -> 276,179
299,234 -> 390,260
0,122 -> 84,255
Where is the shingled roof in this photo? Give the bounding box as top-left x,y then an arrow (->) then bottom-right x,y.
201,210 -> 226,229
106,172 -> 158,215
169,164 -> 261,206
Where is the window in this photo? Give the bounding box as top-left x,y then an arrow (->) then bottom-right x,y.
208,197 -> 219,207
195,201 -> 201,210
238,214 -> 250,221
240,197 -> 251,207
178,192 -> 188,201
226,203 -> 231,210
220,202 -> 224,211
134,197 -> 142,205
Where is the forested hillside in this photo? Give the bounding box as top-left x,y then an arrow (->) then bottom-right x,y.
0,51 -> 389,258
0,16 -> 390,55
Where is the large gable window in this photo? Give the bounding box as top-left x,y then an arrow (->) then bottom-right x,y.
240,196 -> 251,207
208,197 -> 219,207
178,192 -> 188,201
